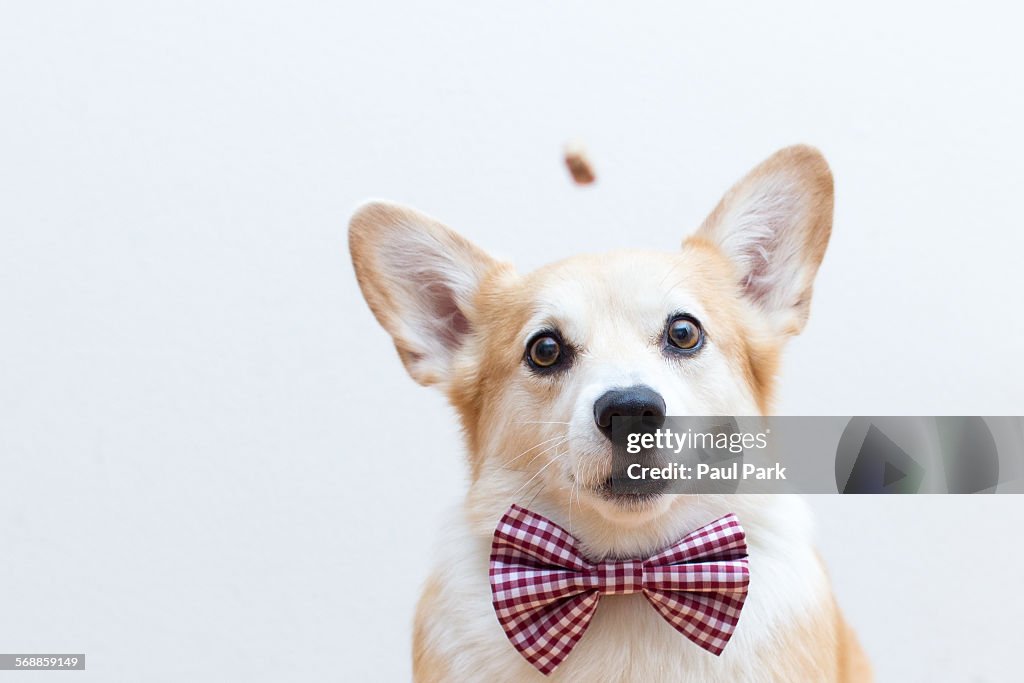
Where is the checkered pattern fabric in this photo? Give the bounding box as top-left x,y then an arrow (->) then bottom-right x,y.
489,505 -> 749,675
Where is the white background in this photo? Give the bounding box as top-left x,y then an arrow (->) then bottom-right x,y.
2,2 -> 1023,681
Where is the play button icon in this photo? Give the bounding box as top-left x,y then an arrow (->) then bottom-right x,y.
883,461 -> 905,487
837,420 -> 926,494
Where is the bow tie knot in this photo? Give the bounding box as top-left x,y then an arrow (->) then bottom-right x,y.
594,559 -> 644,595
489,505 -> 750,675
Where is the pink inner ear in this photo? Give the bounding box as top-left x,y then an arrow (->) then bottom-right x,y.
741,251 -> 774,305
709,171 -> 814,315
737,219 -> 784,308
422,281 -> 471,351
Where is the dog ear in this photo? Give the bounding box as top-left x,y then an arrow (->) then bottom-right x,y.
689,145 -> 833,336
349,201 -> 501,387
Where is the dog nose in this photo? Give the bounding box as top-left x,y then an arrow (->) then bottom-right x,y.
593,385 -> 667,439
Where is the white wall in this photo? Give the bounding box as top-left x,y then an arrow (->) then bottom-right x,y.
1,2 -> 1022,681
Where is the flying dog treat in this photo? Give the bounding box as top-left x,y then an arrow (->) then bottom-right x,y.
564,142 -> 596,185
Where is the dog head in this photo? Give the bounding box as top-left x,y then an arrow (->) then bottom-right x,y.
349,145 -> 832,527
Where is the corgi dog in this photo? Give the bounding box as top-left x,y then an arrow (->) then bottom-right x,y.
348,145 -> 870,682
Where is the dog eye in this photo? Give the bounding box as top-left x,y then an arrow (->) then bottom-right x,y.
528,335 -> 562,368
666,316 -> 703,352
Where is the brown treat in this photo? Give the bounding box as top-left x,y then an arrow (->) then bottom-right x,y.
564,142 -> 596,185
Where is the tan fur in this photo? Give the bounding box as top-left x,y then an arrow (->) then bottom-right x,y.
412,575 -> 452,683
349,145 -> 870,682
836,607 -> 872,681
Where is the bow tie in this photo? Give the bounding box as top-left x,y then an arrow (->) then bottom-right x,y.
489,505 -> 750,675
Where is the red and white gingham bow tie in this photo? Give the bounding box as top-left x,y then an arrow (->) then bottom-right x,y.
489,505 -> 750,675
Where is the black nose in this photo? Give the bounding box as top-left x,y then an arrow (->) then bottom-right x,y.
593,385 -> 666,439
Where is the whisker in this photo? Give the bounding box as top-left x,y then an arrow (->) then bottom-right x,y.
512,452 -> 567,499
521,464 -> 554,508
525,479 -> 547,508
500,434 -> 566,468
498,437 -> 569,472
568,456 -> 582,534
519,437 -> 569,470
